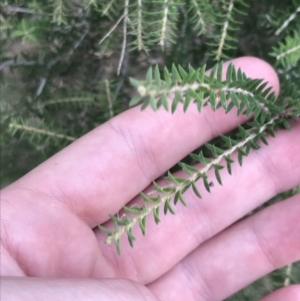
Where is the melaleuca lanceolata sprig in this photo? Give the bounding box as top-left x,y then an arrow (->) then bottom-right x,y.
99,112 -> 297,254
271,30 -> 300,68
207,0 -> 249,60
275,5 -> 300,36
145,0 -> 184,50
129,62 -> 278,118
128,0 -> 148,51
188,0 -> 209,35
263,0 -> 300,36
99,62 -> 300,254
9,118 -> 76,146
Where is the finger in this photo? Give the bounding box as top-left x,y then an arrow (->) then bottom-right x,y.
1,277 -> 160,301
96,120 -> 300,284
260,285 -> 300,301
147,194 -> 300,301
4,57 -> 280,226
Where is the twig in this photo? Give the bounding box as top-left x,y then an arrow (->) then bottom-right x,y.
275,7 -> 300,35
117,0 -> 129,75
0,60 -> 37,71
276,44 -> 300,61
102,0 -> 116,16
215,0 -> 234,60
9,123 -> 76,141
48,21 -> 90,69
2,5 -> 35,14
35,78 -> 47,98
105,80 -> 114,118
99,14 -> 125,46
284,263 -> 293,286
159,0 -> 169,48
36,21 -> 90,97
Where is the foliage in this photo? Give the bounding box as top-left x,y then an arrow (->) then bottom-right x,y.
1,0 -> 300,300
100,62 -> 299,251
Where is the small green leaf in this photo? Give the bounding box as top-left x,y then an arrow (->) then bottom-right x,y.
115,238 -> 121,255
127,228 -> 136,248
149,95 -> 157,111
206,144 -> 223,157
140,192 -> 157,203
282,118 -> 291,130
190,153 -> 200,162
172,64 -> 182,82
174,191 -> 187,206
226,63 -> 234,82
191,182 -> 202,198
141,98 -> 150,110
202,174 -> 211,192
160,94 -> 169,111
130,77 -> 142,88
225,155 -> 234,175
209,64 -> 218,81
220,90 -> 227,108
153,181 -> 165,193
237,68 -> 244,81
178,65 -> 188,79
153,207 -> 160,224
164,67 -> 172,85
164,198 -> 175,214
213,164 -> 224,183
198,65 -> 206,82
166,171 -> 179,184
109,214 -> 131,226
178,162 -> 199,175
186,69 -> 198,84
238,148 -> 246,166
174,191 -> 180,205
209,91 -> 216,110
268,127 -> 275,137
183,94 -> 193,112
259,111 -> 269,125
196,91 -> 204,112
154,65 -> 161,86
249,139 -> 260,150
174,91 -> 183,103
171,97 -> 179,113
123,205 -> 145,215
254,106 -> 261,120
198,151 -> 209,165
129,95 -> 142,107
230,92 -> 240,110
181,182 -> 192,194
139,216 -> 147,235
146,67 -> 153,84
178,192 -> 187,206
238,125 -> 248,139
259,133 -> 268,145
98,225 -> 113,235
217,62 -> 223,81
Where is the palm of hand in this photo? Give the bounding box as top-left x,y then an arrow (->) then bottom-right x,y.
1,57 -> 300,301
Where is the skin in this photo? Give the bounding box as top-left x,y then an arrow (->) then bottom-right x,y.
1,57 -> 300,301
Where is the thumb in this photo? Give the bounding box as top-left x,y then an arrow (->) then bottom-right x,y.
1,277 -> 160,301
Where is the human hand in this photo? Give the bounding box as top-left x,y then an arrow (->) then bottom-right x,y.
1,57 -> 300,301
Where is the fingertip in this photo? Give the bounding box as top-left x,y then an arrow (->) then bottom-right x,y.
260,285 -> 300,301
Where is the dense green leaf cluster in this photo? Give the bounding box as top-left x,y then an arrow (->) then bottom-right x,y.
129,63 -> 277,115
100,62 -> 299,254
271,30 -> 300,67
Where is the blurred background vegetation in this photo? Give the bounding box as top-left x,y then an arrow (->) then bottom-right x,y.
0,0 -> 299,299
